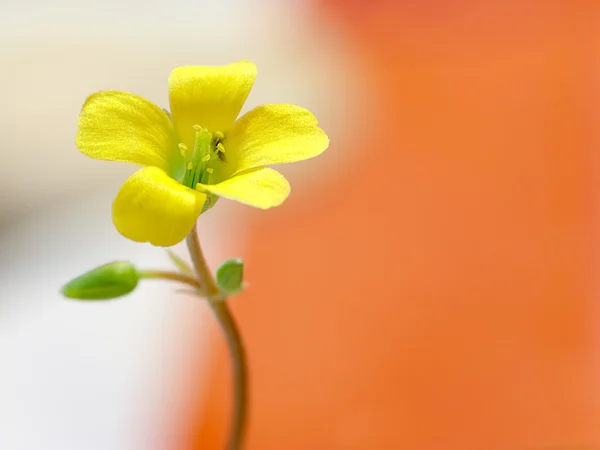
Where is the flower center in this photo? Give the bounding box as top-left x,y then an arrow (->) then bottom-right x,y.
180,125 -> 226,190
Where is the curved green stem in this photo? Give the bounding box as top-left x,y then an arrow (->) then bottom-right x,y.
186,224 -> 248,450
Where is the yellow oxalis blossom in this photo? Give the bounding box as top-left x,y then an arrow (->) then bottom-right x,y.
76,61 -> 329,247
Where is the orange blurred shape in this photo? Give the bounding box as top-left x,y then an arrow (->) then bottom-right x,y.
176,2 -> 600,449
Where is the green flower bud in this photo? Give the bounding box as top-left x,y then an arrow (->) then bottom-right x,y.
216,258 -> 244,295
61,261 -> 140,300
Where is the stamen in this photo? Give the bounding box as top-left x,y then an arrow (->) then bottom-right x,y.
181,125 -> 225,189
178,143 -> 188,158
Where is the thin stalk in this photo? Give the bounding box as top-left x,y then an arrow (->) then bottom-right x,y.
138,270 -> 201,289
186,224 -> 248,450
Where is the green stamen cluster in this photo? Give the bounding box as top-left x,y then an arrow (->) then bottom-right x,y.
181,126 -> 225,189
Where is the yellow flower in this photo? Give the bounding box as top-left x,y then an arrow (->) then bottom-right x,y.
76,61 -> 329,247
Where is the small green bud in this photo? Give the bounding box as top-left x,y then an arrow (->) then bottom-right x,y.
61,261 -> 140,300
216,258 -> 244,295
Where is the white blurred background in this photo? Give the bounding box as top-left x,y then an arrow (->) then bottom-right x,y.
0,0 -> 359,448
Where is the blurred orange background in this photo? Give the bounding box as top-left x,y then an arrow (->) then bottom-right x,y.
178,2 -> 600,450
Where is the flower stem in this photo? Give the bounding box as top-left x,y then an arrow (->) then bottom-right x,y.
186,224 -> 248,450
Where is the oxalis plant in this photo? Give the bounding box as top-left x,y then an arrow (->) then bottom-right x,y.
61,61 -> 329,450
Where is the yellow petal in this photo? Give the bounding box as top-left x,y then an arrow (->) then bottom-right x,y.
76,91 -> 181,173
168,61 -> 257,149
197,167 -> 290,209
222,104 -> 329,177
112,167 -> 207,247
